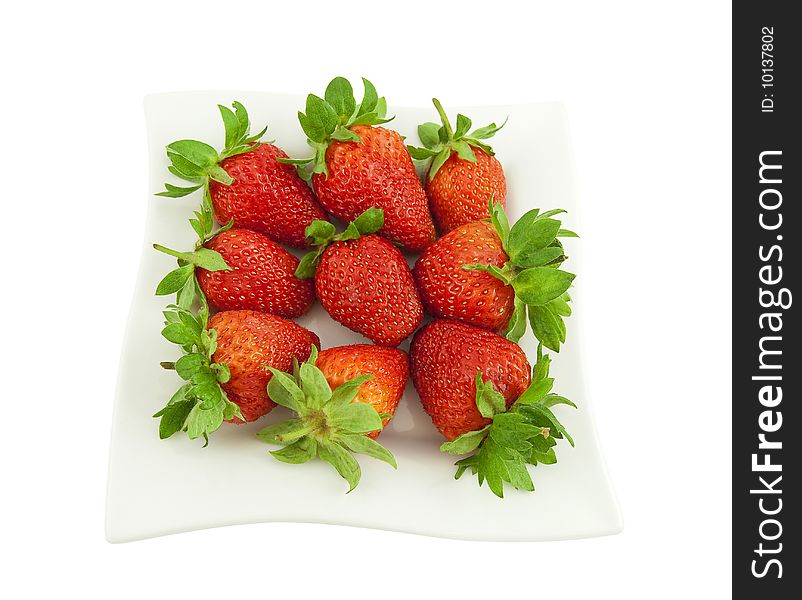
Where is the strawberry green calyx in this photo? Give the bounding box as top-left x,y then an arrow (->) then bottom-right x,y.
440,345 -> 576,498
153,242 -> 230,308
407,98 -> 507,181
153,190 -> 233,309
281,77 -> 393,181
156,101 -> 268,198
295,207 -> 385,279
154,304 -> 242,446
256,346 -> 397,493
466,201 -> 579,352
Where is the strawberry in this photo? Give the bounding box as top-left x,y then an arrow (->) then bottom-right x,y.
154,307 -> 319,443
297,208 -> 423,347
256,346 -> 397,492
413,201 -> 578,352
286,77 -> 436,251
315,345 -> 409,438
410,319 -> 576,498
410,319 -> 531,440
196,228 -> 314,318
155,227 -> 314,318
407,99 -> 507,233
210,310 -> 320,423
414,220 -> 515,332
157,100 -> 327,248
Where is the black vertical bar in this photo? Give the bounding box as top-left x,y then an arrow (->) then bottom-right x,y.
733,2 -> 798,597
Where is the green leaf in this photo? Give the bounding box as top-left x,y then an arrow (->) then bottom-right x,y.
156,264 -> 194,296
206,164 -> 233,185
339,434 -> 397,468
541,394 -> 577,409
511,246 -> 565,268
528,304 -> 566,352
356,78 -> 379,117
326,374 -> 374,408
469,118 -> 507,140
166,154 -> 207,179
161,322 -> 197,346
489,200 -> 510,248
257,418 -> 306,445
223,398 -> 243,422
418,122 -> 441,149
519,404 -> 574,447
454,114 -> 472,138
308,219 -> 338,245
331,126 -> 361,142
452,140 -> 476,162
550,294 -> 572,317
406,146 -> 438,160
176,275 -> 196,309
218,104 -> 240,150
512,268 -> 575,306
325,77 -> 357,120
348,113 -> 377,127
299,361 -> 332,409
515,377 -> 554,406
266,368 -> 305,411
177,309 -> 203,339
328,402 -> 383,434
271,437 -> 318,464
532,350 -> 551,383
351,206 -> 384,235
505,208 -> 539,251
318,441 -> 361,492
302,94 -> 338,143
440,426 -> 489,454
507,217 -> 562,266
295,251 -> 320,279
166,140 -> 219,171
175,353 -> 207,380
212,362 -> 230,383
428,148 -> 452,181
156,183 -> 204,198
538,208 -> 567,219
449,409 -> 559,497
375,97 -> 388,119
462,263 -> 510,284
503,297 -> 527,343
191,248 -> 229,272
156,400 -> 196,439
186,403 -> 225,440
558,228 -> 579,238
475,372 -> 507,418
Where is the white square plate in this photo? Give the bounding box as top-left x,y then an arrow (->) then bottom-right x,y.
106,91 -> 622,542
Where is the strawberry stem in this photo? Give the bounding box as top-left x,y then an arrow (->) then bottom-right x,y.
153,244 -> 185,260
275,421 -> 318,444
432,98 -> 454,140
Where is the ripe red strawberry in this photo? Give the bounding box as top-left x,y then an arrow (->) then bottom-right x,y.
210,310 -> 319,423
154,307 -> 319,442
298,208 -> 423,347
196,228 -> 314,318
316,345 -> 409,438
410,319 -> 531,440
408,99 -> 507,233
288,77 -> 436,251
414,220 -> 514,332
411,319 -> 577,498
157,100 -> 327,248
256,345 -> 398,492
413,201 -> 578,352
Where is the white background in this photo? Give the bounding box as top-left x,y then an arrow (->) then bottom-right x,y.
1,1 -> 731,598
